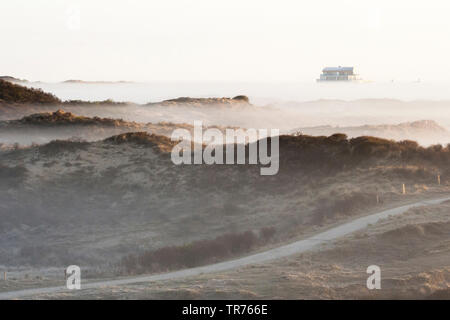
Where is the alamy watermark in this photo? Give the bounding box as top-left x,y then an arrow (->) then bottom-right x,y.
366,265 -> 381,290
170,121 -> 280,176
66,265 -> 81,290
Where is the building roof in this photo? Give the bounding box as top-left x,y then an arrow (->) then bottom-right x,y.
323,66 -> 354,72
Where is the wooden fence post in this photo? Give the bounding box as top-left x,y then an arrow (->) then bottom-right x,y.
402,184 -> 406,195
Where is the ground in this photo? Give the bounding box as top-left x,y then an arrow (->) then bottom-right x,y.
1,198 -> 450,299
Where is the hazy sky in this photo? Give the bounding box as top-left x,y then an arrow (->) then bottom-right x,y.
1,0 -> 450,82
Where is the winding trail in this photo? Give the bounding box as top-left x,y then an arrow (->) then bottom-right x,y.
1,195 -> 449,299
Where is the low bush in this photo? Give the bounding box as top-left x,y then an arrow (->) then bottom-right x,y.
313,192 -> 378,224
0,79 -> 61,104
120,227 -> 276,274
0,164 -> 28,187
38,138 -> 89,156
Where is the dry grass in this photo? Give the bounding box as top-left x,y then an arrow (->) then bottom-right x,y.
41,202 -> 450,300
1,132 -> 450,271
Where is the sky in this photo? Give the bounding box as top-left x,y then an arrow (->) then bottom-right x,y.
1,0 -> 450,82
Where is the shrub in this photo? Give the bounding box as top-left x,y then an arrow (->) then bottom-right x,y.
232,95 -> 250,103
0,79 -> 61,104
120,228 -> 276,274
38,138 -> 89,156
105,132 -> 176,153
63,99 -> 128,106
260,226 -> 277,243
313,192 -> 378,224
0,164 -> 28,187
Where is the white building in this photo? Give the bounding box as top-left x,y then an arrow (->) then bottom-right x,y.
317,66 -> 360,82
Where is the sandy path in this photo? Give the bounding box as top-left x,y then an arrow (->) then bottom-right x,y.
1,196 -> 449,299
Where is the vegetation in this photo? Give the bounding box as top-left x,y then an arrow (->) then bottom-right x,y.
37,138 -> 89,156
0,79 -> 61,104
279,134 -> 450,171
0,79 -> 128,106
105,132 -> 177,152
147,96 -> 252,107
232,95 -> 250,102
313,192 -> 378,223
0,79 -> 250,107
0,164 -> 28,187
120,227 -> 276,274
63,99 -> 128,106
17,109 -> 130,126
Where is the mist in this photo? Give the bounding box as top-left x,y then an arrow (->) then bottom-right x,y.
3,81 -> 450,147
24,80 -> 450,104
